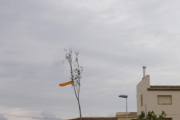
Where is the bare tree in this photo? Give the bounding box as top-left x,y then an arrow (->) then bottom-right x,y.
65,49 -> 83,120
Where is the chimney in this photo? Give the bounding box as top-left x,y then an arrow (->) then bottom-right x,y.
143,66 -> 146,78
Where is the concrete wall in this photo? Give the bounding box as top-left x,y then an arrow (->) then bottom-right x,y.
136,75 -> 150,115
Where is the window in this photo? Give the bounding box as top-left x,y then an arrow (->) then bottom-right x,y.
157,95 -> 172,105
141,94 -> 143,106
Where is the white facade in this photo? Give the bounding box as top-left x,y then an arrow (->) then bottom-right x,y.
137,75 -> 180,120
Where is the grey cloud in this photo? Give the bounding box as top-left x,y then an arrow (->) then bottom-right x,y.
40,111 -> 61,120
0,115 -> 8,120
1,0 -> 180,119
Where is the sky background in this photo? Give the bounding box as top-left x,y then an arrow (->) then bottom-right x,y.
1,0 -> 180,120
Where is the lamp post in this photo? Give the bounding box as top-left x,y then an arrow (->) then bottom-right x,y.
119,95 -> 128,120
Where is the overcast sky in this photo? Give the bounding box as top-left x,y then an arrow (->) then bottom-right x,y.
1,0 -> 180,120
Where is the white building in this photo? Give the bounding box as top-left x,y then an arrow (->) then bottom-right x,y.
137,67 -> 180,120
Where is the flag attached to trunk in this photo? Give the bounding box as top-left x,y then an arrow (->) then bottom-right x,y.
59,80 -> 73,87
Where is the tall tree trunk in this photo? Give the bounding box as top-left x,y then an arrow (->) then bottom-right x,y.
77,98 -> 82,120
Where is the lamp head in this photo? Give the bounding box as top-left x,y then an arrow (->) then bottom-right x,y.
119,95 -> 128,98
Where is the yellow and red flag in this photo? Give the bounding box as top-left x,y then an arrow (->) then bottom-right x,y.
59,80 -> 73,87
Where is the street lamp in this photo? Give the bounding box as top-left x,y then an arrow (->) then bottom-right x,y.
119,95 -> 128,120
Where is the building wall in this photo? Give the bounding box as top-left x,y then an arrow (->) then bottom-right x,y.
148,90 -> 180,120
136,75 -> 150,115
117,117 -> 137,120
116,112 -> 137,120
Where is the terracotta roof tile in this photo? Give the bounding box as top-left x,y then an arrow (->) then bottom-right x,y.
150,85 -> 180,89
116,112 -> 137,117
